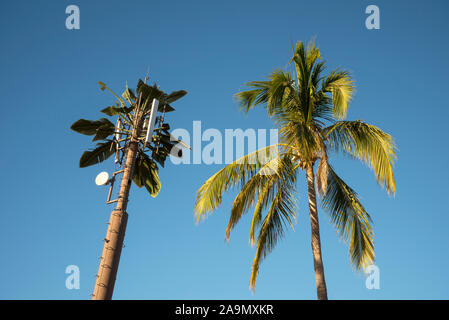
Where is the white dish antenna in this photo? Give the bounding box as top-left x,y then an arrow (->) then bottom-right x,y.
95,171 -> 110,186
145,99 -> 159,143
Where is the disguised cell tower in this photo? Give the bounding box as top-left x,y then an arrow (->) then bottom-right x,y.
71,76 -> 188,300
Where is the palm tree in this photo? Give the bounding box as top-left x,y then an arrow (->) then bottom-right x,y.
194,40 -> 396,300
71,78 -> 187,299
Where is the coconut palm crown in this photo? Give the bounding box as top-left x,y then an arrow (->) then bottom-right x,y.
194,40 -> 396,299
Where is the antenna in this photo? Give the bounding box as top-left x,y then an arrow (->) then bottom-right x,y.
114,118 -> 122,164
95,172 -> 110,186
145,99 -> 159,144
115,118 -> 121,142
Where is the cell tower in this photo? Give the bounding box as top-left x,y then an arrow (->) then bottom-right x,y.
71,76 -> 188,300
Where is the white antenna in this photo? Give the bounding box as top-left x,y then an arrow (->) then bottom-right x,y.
95,172 -> 110,186
145,99 -> 159,144
115,118 -> 121,142
114,118 -> 122,164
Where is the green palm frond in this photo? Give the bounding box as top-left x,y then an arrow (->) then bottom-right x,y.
266,70 -> 296,117
234,81 -> 270,114
225,157 -> 278,241
279,122 -> 319,162
321,70 -> 355,120
226,151 -> 296,242
311,61 -> 326,89
194,145 -> 280,223
321,165 -> 374,270
235,70 -> 298,118
249,177 -> 275,247
290,40 -> 320,87
250,160 -> 298,290
322,120 -> 397,195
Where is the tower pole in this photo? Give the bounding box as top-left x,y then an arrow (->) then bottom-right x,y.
92,95 -> 145,300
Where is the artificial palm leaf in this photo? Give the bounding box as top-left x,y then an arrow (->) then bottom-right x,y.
92,123 -> 116,141
79,140 -> 115,168
122,85 -> 137,104
133,152 -> 161,197
137,80 -> 165,103
70,118 -> 114,136
101,104 -> 133,117
165,90 -> 187,104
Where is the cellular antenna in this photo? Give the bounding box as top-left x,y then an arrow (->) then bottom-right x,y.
114,118 -> 122,164
95,171 -> 110,186
145,99 -> 159,144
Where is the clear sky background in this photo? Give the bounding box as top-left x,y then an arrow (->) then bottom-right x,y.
0,0 -> 448,300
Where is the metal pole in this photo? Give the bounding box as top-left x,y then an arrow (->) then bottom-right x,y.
92,97 -> 144,300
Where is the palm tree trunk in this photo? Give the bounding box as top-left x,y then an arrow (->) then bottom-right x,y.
306,164 -> 328,300
92,113 -> 143,300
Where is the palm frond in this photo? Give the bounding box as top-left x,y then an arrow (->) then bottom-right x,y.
321,70 -> 355,120
225,156 -> 279,241
322,120 -> 397,195
226,151 -> 297,242
279,122 -> 319,162
321,165 -> 374,270
249,179 -> 273,247
234,81 -> 270,114
194,145 -> 279,223
266,70 -> 296,116
249,160 -> 298,290
311,92 -> 333,125
311,61 -> 326,89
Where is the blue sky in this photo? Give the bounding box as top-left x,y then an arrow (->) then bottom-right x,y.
0,0 -> 448,299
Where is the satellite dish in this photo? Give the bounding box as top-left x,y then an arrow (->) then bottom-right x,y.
95,171 -> 110,186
